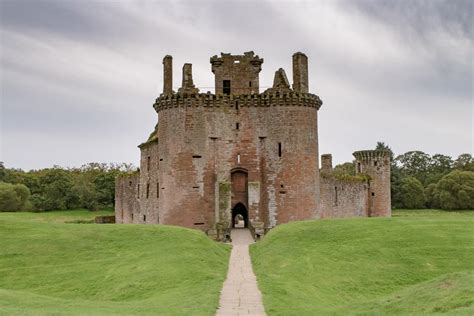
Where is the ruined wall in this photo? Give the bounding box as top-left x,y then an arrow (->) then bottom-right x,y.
115,173 -> 140,223
154,91 -> 322,231
137,140 -> 160,224
319,175 -> 369,218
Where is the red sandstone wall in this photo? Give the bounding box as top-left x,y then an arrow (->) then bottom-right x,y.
319,176 -> 369,218
138,141 -> 160,223
155,92 -> 321,231
115,174 -> 140,223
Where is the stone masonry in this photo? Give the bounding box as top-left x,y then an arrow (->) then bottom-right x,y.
114,51 -> 391,238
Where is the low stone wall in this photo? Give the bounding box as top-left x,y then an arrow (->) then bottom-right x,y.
95,216 -> 116,224
320,175 -> 369,218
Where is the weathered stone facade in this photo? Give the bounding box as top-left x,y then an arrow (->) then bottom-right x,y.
114,51 -> 391,238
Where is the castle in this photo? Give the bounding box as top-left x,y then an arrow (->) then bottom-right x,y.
115,51 -> 391,239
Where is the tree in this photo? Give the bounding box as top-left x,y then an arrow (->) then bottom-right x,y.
395,151 -> 431,184
375,142 -> 394,161
453,154 -> 474,171
0,182 -> 31,211
434,170 -> 474,210
398,177 -> 425,209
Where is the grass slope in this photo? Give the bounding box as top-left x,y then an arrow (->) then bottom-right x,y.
251,209 -> 474,315
0,210 -> 230,315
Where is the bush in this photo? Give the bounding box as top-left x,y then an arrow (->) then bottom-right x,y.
399,177 -> 426,209
0,182 -> 31,211
433,170 -> 474,210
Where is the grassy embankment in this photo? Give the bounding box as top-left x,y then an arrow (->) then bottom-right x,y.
0,209 -> 230,315
251,209 -> 474,315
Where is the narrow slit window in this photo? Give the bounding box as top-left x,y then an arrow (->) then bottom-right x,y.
236,122 -> 240,130
334,186 -> 338,206
357,162 -> 361,173
235,101 -> 239,110
374,160 -> 378,166
223,80 -> 231,95
278,142 -> 282,157
146,183 -> 150,198
147,156 -> 150,170
249,81 -> 252,87
157,182 -> 160,198
137,184 -> 140,198
143,215 -> 146,221
237,154 -> 241,164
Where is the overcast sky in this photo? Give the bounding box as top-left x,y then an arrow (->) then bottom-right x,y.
1,0 -> 472,170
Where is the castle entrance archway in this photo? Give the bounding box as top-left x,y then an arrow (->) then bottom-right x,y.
231,168 -> 248,228
232,203 -> 248,228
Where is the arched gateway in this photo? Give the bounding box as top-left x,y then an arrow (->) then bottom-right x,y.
231,168 -> 248,228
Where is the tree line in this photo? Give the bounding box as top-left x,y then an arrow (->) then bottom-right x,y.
0,163 -> 136,212
336,143 -> 473,210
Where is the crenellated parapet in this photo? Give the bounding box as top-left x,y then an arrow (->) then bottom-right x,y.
353,150 -> 390,162
153,91 -> 322,112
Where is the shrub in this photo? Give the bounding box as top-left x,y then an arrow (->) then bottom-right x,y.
0,182 -> 31,211
399,177 -> 426,209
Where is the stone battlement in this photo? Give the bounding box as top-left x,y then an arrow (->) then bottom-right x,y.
154,91 -> 322,112
353,150 -> 390,161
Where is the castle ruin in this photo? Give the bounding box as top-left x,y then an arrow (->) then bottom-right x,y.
115,51 -> 391,239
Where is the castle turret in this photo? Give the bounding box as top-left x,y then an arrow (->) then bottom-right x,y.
292,52 -> 308,93
162,55 -> 173,95
353,150 -> 391,217
210,51 -> 263,95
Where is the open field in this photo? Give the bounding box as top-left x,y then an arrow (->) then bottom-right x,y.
251,209 -> 474,315
0,209 -> 230,315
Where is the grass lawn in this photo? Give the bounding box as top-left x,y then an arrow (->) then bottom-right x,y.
251,209 -> 474,315
0,209 -> 230,315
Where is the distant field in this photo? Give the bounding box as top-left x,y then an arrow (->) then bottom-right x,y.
0,209 -> 230,315
251,209 -> 474,315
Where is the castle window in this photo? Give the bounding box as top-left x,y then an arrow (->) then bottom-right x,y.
374,160 -> 378,166
146,183 -> 150,198
129,181 -> 132,187
235,101 -> 239,110
236,122 -> 240,130
278,142 -> 282,157
131,213 -> 134,220
147,156 -> 150,170
237,154 -> 241,164
157,182 -> 159,198
334,186 -> 338,206
249,81 -> 252,87
371,192 -> 375,196
137,184 -> 140,198
143,215 -> 146,221
357,162 -> 361,173
223,80 -> 231,95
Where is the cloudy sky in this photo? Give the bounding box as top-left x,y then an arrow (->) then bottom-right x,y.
1,0 -> 472,170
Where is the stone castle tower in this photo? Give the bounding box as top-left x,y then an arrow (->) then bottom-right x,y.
115,51 -> 391,239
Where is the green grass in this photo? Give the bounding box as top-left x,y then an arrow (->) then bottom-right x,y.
250,209 -> 474,315
0,209 -> 230,315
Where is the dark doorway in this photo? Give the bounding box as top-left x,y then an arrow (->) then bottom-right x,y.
232,203 -> 248,228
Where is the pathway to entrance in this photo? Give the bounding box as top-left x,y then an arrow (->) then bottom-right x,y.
215,229 -> 266,316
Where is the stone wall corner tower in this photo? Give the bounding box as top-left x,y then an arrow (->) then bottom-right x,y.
353,150 -> 391,217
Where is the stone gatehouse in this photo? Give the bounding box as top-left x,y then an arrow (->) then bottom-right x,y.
115,51 -> 391,239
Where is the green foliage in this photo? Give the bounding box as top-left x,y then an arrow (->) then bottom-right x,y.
0,182 -> 31,211
0,163 -> 137,212
432,170 -> 474,210
399,177 -> 426,209
251,210 -> 474,315
333,162 -> 356,176
454,153 -> 474,171
0,210 -> 229,315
